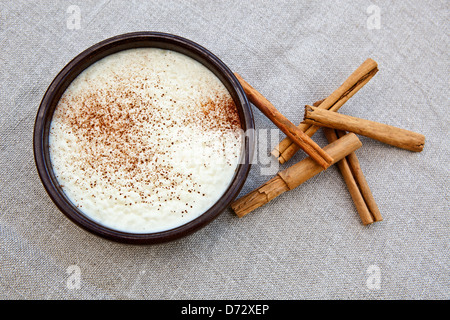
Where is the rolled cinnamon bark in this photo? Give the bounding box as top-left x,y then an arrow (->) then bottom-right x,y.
335,130 -> 383,223
231,133 -> 362,218
272,58 -> 378,164
272,99 -> 325,161
304,106 -> 425,152
324,128 -> 382,225
234,72 -> 333,169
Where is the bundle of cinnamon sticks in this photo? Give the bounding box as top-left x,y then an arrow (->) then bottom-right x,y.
231,58 -> 425,225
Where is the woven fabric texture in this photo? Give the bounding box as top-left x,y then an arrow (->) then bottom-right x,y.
0,0 -> 448,299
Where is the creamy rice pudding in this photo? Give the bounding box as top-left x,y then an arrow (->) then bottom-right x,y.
49,48 -> 242,233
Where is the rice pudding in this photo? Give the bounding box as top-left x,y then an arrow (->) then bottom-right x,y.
49,48 -> 243,233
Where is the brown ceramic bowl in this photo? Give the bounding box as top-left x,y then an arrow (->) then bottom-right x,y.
33,32 -> 254,244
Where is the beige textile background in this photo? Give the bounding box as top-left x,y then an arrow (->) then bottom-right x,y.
0,0 -> 448,299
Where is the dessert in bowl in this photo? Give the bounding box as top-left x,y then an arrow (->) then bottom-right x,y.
34,32 -> 254,244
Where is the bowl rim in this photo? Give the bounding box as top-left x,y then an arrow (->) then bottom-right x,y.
33,31 -> 254,244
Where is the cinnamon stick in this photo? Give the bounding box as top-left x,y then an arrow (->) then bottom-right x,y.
335,130 -> 383,222
272,99 -> 325,160
272,58 -> 378,164
234,72 -> 333,170
231,133 -> 362,218
304,105 -> 425,152
323,128 -> 381,225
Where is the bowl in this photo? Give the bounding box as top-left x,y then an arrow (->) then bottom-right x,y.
33,32 -> 254,244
